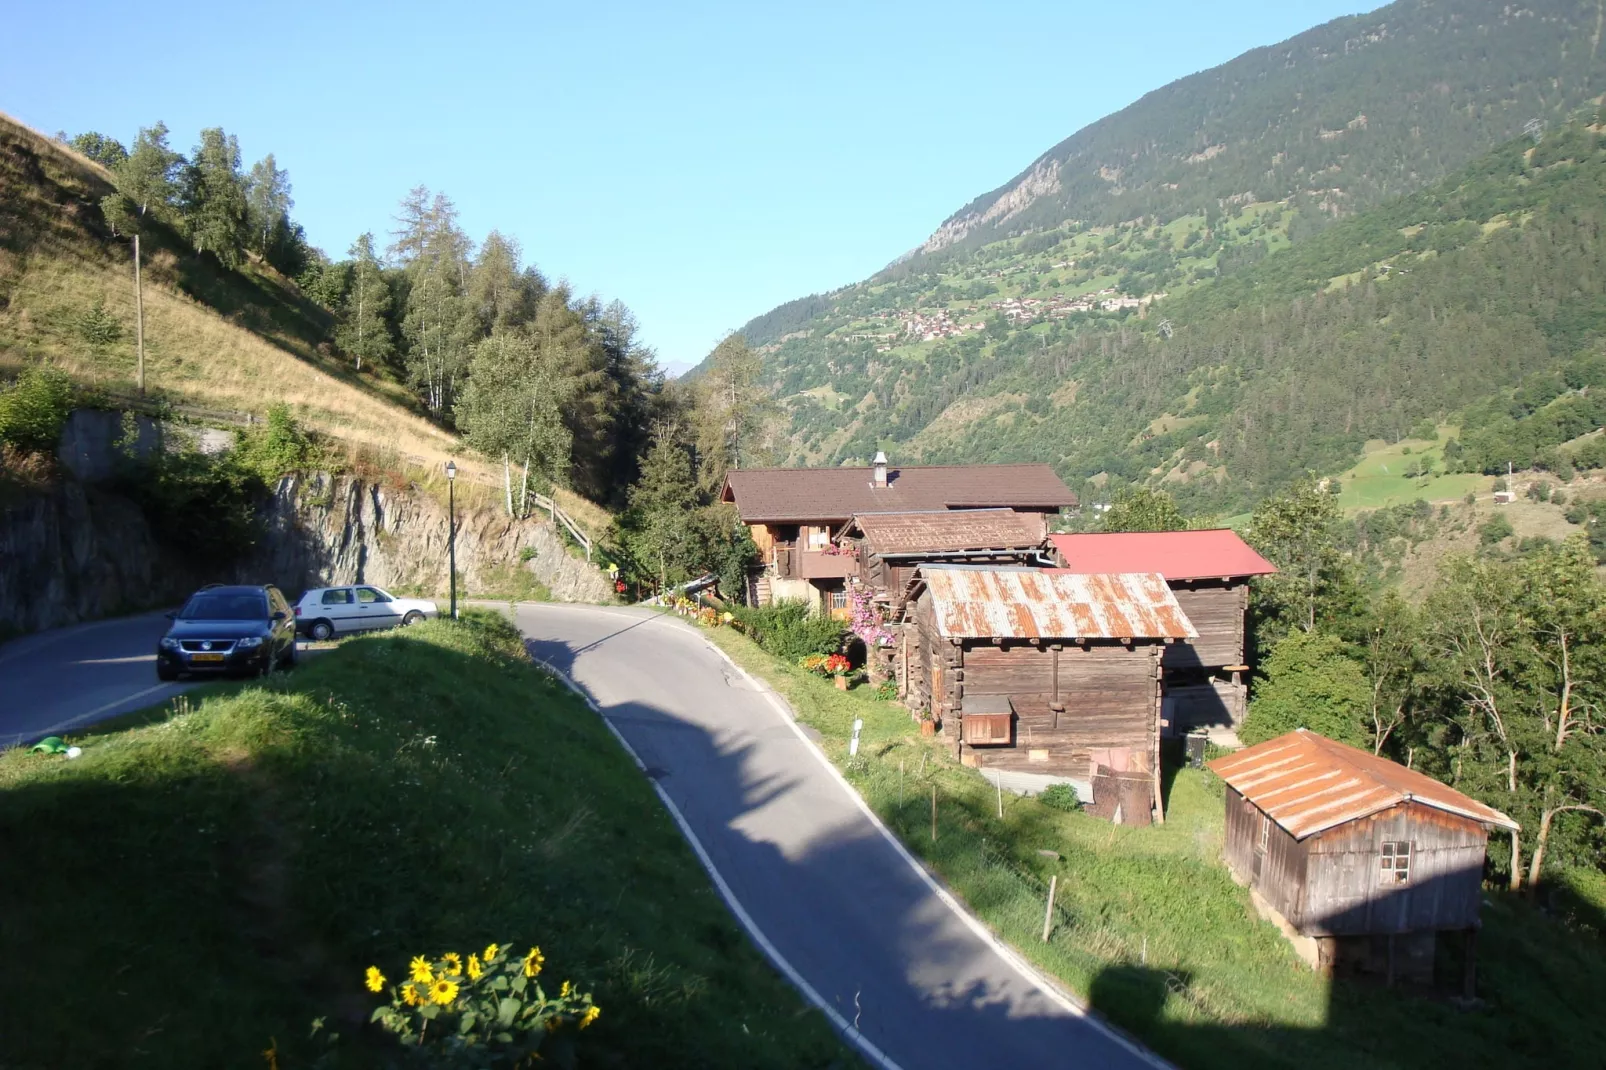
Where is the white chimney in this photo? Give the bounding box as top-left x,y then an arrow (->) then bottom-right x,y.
872,450 -> 889,488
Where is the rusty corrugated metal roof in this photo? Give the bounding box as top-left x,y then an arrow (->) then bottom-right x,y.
1207,729 -> 1519,839
847,509 -> 1045,556
919,565 -> 1196,640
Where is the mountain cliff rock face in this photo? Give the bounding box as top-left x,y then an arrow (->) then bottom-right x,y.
0,469 -> 610,635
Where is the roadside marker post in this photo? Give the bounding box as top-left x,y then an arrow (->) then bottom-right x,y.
849,718 -> 863,758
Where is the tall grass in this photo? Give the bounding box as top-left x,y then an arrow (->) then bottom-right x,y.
704,625 -> 1606,1070
0,614 -> 850,1068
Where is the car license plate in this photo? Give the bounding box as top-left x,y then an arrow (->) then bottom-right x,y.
190,652 -> 225,663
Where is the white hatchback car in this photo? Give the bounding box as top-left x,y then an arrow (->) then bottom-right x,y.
294,585 -> 439,641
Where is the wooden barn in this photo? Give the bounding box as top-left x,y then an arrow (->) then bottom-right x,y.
903,565 -> 1197,822
1208,730 -> 1518,988
1049,530 -> 1276,737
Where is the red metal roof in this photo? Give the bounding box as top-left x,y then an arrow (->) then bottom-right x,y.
1049,529 -> 1276,581
721,464 -> 1077,523
1207,730 -> 1518,839
918,565 -> 1196,641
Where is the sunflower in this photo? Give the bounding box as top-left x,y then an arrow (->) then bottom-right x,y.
580,1005 -> 601,1029
441,952 -> 463,977
429,977 -> 459,1006
409,955 -> 434,984
467,953 -> 483,981
364,965 -> 387,993
482,942 -> 500,963
559,979 -> 572,998
401,983 -> 420,1006
522,946 -> 545,978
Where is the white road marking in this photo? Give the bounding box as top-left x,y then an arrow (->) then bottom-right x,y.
518,602 -> 1172,1070
25,682 -> 181,742
525,645 -> 904,1070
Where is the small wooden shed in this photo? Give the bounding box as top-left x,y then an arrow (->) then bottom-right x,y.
1049,530 -> 1277,736
838,508 -> 1049,613
1208,730 -> 1518,987
904,565 -> 1197,821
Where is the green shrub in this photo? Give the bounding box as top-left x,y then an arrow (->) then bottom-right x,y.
1240,630 -> 1369,747
1480,513 -> 1515,545
729,601 -> 844,662
1037,783 -> 1082,812
235,403 -> 320,482
75,301 -> 122,347
0,366 -> 73,453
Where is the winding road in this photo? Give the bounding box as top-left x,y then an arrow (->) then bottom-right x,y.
0,612 -> 196,748
1,603 -> 1165,1069
512,603 -> 1164,1070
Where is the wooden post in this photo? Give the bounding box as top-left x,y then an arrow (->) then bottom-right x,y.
996,770 -> 1003,818
1152,651 -> 1166,825
931,784 -> 938,843
1041,874 -> 1058,942
133,233 -> 145,395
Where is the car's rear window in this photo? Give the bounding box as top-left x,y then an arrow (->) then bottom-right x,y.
180,592 -> 268,620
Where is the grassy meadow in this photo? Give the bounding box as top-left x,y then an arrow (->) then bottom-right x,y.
702,624 -> 1606,1070
0,613 -> 851,1068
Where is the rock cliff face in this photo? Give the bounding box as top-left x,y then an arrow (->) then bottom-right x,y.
0,469 -> 611,635
248,472 -> 611,605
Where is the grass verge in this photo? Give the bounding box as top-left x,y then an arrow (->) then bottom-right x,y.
702,624 -> 1606,1070
0,612 -> 851,1068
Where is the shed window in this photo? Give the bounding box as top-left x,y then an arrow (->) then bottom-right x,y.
1380,841 -> 1412,884
828,587 -> 848,610
1256,813 -> 1271,855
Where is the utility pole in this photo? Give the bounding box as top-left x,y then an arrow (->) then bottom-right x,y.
446,460 -> 459,620
133,233 -> 146,395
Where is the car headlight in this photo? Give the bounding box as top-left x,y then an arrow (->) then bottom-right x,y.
159,637 -> 180,650
236,636 -> 264,649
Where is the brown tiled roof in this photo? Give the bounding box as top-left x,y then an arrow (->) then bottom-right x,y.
720,464 -> 1077,523
918,565 -> 1196,641
1207,730 -> 1518,839
845,509 -> 1046,556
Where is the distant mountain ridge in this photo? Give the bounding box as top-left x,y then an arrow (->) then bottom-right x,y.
920,0 -> 1606,258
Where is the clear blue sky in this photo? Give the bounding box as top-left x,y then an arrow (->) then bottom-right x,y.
5,1 -> 1379,372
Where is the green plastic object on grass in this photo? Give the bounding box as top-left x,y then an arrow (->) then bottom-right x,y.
31,736 -> 67,755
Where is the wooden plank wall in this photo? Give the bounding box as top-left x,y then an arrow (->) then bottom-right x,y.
953,643 -> 1161,780
1225,792 -> 1309,923
1165,583 -> 1247,669
1302,803 -> 1489,936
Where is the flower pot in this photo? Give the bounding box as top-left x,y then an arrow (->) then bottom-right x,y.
834,675 -> 850,691
920,720 -> 936,737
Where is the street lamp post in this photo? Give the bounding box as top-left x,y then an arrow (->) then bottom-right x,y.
445,460 -> 458,620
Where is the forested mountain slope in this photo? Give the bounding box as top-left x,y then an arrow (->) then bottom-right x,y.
755,116 -> 1606,514
725,0 -> 1606,511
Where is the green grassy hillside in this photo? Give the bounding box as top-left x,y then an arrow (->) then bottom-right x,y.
0,613 -> 849,1067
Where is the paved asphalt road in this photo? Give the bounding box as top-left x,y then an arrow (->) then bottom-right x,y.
0,612 -> 197,748
512,602 -> 1166,1070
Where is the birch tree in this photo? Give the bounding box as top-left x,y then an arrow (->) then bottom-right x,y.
335,233 -> 392,373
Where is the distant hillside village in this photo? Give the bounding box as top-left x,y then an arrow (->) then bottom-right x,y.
842,288 -> 1165,350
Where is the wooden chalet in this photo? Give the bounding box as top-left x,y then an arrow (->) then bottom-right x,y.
1208,730 -> 1518,988
720,454 -> 1076,616
903,564 -> 1196,823
1049,530 -> 1276,738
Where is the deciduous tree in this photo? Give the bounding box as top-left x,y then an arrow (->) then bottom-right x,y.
335,233 -> 392,373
